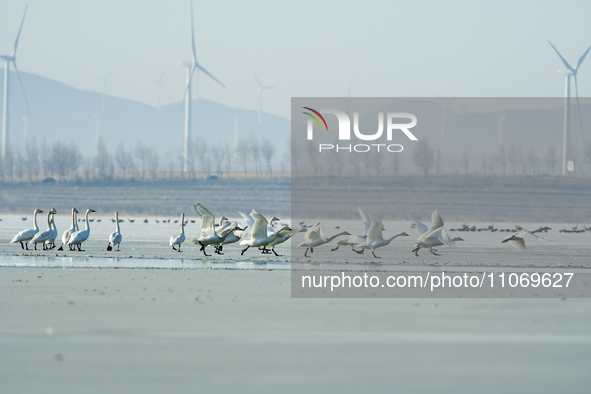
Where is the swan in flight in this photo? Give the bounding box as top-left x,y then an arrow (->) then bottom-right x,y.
170,213 -> 186,252
107,211 -> 123,251
408,211 -> 457,256
238,211 -> 279,236
501,230 -> 546,250
192,203 -> 237,256
356,211 -> 409,258
331,207 -> 371,253
11,208 -> 43,250
67,208 -> 96,251
265,227 -> 305,256
239,210 -> 291,255
59,208 -> 79,251
298,223 -> 350,257
31,209 -> 57,250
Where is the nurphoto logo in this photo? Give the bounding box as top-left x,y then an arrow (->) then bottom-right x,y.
302,107 -> 418,153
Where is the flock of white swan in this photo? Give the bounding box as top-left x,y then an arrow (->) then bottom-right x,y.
10,203 -> 549,257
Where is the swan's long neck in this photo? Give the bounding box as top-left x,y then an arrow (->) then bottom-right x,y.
51,213 -> 56,230
115,212 -> 120,232
46,212 -> 52,230
70,209 -> 76,230
181,214 -> 185,234
386,232 -> 406,244
33,210 -> 40,231
75,211 -> 79,231
325,231 -> 349,243
85,210 -> 91,231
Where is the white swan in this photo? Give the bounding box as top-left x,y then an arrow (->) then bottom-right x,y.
67,208 -> 96,251
265,227 -> 304,256
238,211 -> 279,236
169,213 -> 186,252
107,211 -> 123,251
297,223 -> 350,257
239,210 -> 290,255
31,209 -> 57,250
356,211 -> 409,258
46,209 -> 58,249
502,230 -> 546,250
59,208 -> 78,251
331,207 -> 371,253
409,211 -> 456,256
191,203 -> 238,256
11,208 -> 43,250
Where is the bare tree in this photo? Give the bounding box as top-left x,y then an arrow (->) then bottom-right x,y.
289,138 -> 299,177
95,138 -> 113,180
526,147 -> 539,175
496,144 -> 507,175
261,139 -> 274,176
186,139 -> 197,179
147,148 -> 160,180
53,142 -> 81,181
25,140 -> 40,182
391,152 -> 402,174
14,151 -> 24,181
249,137 -> 262,177
115,143 -> 134,179
303,139 -> 319,174
135,142 -> 150,180
194,140 -> 209,177
4,147 -> 14,182
436,149 -> 442,174
508,143 -> 520,174
235,138 -> 250,175
462,151 -> 470,174
545,145 -> 558,175
570,146 -> 579,175
413,139 -> 436,175
211,145 -> 225,177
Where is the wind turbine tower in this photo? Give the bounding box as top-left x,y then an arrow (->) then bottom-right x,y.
1,6 -> 30,162
254,72 -> 274,122
181,0 -> 225,173
548,40 -> 591,175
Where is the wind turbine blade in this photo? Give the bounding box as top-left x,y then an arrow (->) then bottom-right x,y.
253,72 -> 262,88
190,0 -> 197,64
12,61 -> 31,116
547,40 -> 574,72
196,63 -> 226,88
573,75 -> 585,141
159,71 -> 166,82
12,5 -> 28,57
575,44 -> 591,70
262,85 -> 275,90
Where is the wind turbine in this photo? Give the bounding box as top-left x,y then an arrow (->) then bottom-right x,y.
1,6 -> 31,162
254,72 -> 274,122
547,40 -> 591,175
181,0 -> 225,173
97,73 -> 112,112
152,72 -> 166,112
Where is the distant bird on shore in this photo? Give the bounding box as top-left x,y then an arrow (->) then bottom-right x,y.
59,208 -> 79,251
107,212 -> 122,251
11,208 -> 43,250
67,209 -> 96,251
170,213 -> 186,252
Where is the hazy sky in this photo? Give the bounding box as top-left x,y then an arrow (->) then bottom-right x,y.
1,0 -> 590,119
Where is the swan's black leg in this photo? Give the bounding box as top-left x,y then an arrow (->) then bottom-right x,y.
107,244 -> 112,251
352,247 -> 364,254
272,248 -> 282,257
19,241 -> 24,250
241,245 -> 250,256
25,242 -> 29,250
202,246 -> 210,256
58,245 -> 63,251
331,245 -> 340,251
34,243 -> 37,250
429,249 -> 440,256
412,246 -> 420,257
172,245 -> 177,251
178,244 -> 182,252
371,250 -> 381,258
304,248 -> 310,257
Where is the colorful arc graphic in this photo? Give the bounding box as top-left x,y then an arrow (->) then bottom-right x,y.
302,107 -> 329,131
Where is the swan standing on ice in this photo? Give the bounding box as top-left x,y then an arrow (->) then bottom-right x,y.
67,208 -> 96,251
107,211 -> 123,251
170,213 -> 186,252
239,210 -> 291,255
59,208 -> 79,251
408,211 -> 457,256
501,230 -> 546,250
298,223 -> 350,257
46,209 -> 58,249
31,209 -> 57,250
356,211 -> 409,258
11,208 -> 43,250
331,207 -> 371,253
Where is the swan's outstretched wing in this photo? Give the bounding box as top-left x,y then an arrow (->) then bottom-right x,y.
238,211 -> 254,229
503,230 -> 546,250
357,207 -> 371,234
304,223 -> 322,243
430,211 -> 444,231
421,227 -> 455,247
250,210 -> 269,240
367,211 -> 384,241
194,203 -> 215,237
406,214 -> 428,235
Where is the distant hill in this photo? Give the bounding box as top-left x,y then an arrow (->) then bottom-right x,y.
0,69 -> 290,163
